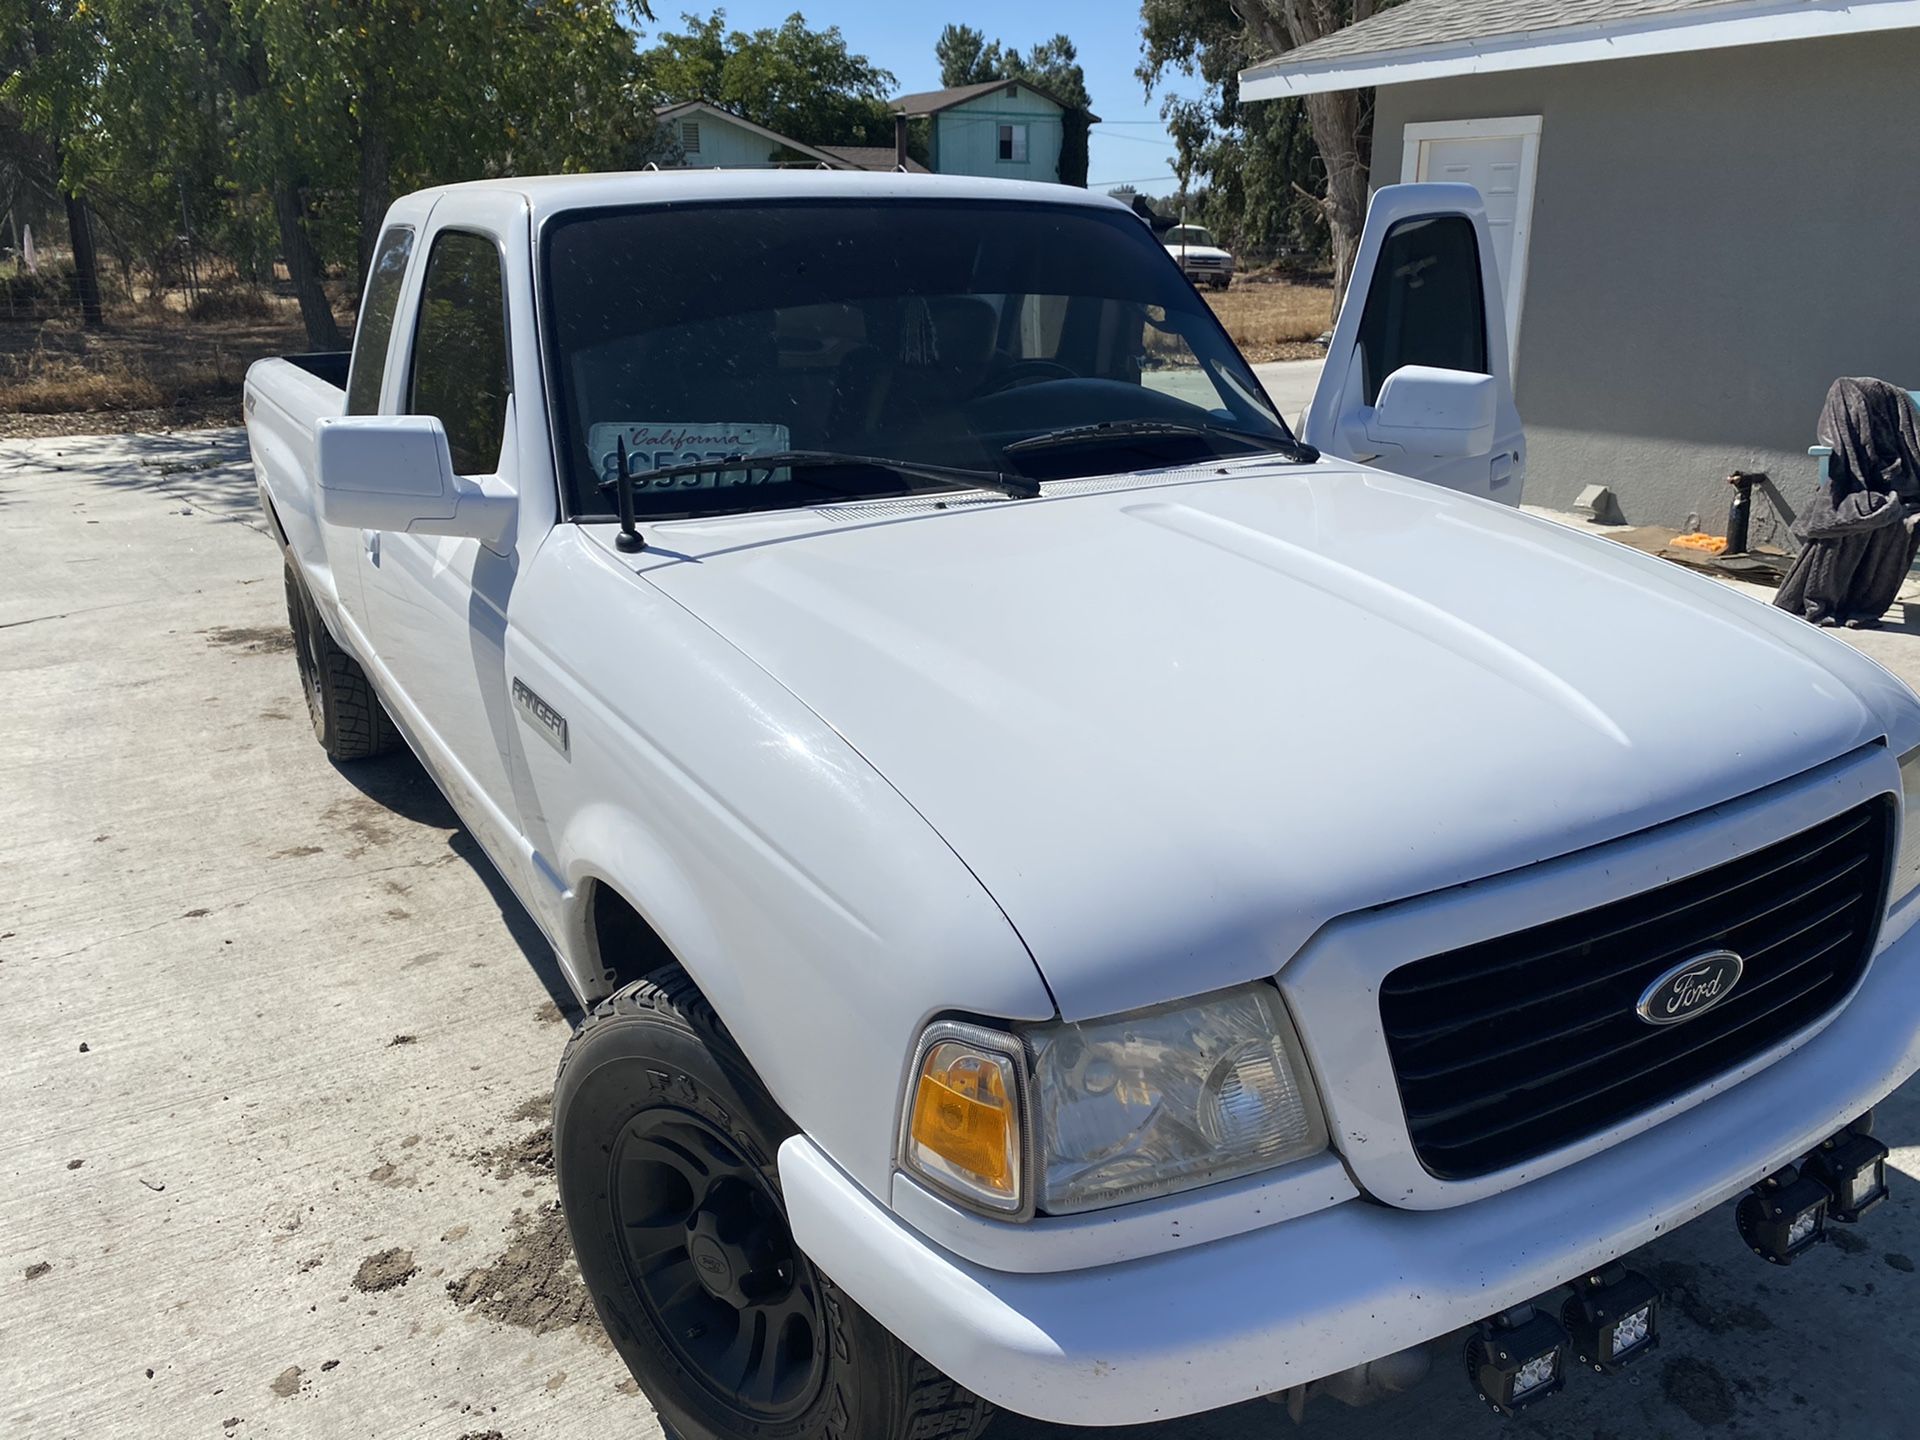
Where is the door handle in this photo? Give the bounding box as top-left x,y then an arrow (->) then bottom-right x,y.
364,530 -> 381,565
1490,453 -> 1516,488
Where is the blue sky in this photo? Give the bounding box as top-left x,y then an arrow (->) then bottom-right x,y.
633,1 -> 1195,194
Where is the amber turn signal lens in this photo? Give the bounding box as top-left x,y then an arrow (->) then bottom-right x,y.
906,1039 -> 1021,1209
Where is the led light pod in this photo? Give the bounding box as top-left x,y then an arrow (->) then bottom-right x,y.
1465,1303 -> 1567,1416
1736,1162 -> 1829,1264
1561,1263 -> 1660,1373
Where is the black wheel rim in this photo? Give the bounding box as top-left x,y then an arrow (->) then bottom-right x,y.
291,599 -> 324,733
611,1110 -> 827,1422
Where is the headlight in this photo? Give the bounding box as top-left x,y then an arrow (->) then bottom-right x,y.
1027,984 -> 1326,1214
898,985 -> 1327,1218
1896,746 -> 1920,906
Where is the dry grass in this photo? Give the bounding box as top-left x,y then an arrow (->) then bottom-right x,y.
0,288 -> 350,436
1205,274 -> 1335,362
186,286 -> 276,324
0,348 -> 169,412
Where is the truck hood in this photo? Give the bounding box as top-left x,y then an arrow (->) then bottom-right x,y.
621,462 -> 1915,1020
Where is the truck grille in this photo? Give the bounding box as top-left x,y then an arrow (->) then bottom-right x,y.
1378,799 -> 1892,1181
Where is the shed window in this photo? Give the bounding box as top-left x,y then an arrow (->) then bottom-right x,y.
998,123 -> 1028,163
680,120 -> 700,154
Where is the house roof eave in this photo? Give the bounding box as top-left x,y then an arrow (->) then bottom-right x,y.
1239,0 -> 1920,98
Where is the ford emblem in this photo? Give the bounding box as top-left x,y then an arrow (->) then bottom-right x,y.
1635,950 -> 1744,1026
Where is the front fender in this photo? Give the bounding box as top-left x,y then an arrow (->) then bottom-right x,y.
512,526 -> 1055,1199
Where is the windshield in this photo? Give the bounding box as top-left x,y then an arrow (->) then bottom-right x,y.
1166,226 -> 1216,249
541,199 -> 1294,520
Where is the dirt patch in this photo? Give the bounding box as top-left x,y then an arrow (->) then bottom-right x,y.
473,1125 -> 555,1182
1662,1355 -> 1737,1426
269,1365 -> 302,1398
24,1261 -> 51,1281
1202,275 -> 1332,363
203,625 -> 293,655
273,845 -> 322,860
511,1092 -> 553,1125
1887,1252 -> 1915,1272
1830,1228 -> 1871,1254
447,1204 -> 605,1342
535,999 -> 565,1026
352,1247 -> 417,1293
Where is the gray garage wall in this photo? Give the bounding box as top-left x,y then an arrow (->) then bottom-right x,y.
1372,29 -> 1920,532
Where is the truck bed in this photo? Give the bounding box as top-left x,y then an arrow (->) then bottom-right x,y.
244,354 -> 355,648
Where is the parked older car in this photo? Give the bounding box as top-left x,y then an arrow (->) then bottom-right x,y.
242,170 -> 1918,1440
1164,222 -> 1236,289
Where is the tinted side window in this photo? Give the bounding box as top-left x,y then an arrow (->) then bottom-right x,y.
344,226 -> 415,415
409,231 -> 509,474
1355,215 -> 1488,406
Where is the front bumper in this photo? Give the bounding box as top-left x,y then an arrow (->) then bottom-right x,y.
780,906 -> 1920,1426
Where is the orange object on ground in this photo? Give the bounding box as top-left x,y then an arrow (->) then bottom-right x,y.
1670,532 -> 1729,554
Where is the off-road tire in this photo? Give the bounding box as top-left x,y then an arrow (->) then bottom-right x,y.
555,967 -> 995,1440
283,561 -> 400,761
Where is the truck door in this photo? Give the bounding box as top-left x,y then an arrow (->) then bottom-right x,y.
1300,182 -> 1524,504
359,200 -> 532,894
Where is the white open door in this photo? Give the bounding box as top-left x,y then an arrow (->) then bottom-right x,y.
1300,182 -> 1524,505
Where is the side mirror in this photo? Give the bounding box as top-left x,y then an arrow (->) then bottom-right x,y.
1365,364 -> 1497,459
315,414 -> 514,547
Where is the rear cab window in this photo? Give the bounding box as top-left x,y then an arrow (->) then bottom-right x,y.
408,230 -> 511,475
344,226 -> 415,415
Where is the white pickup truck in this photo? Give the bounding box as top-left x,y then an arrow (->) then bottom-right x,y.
246,171 -> 1920,1437
1163,223 -> 1236,290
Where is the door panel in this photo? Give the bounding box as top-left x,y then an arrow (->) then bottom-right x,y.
360,214 -> 531,891
1302,182 -> 1525,504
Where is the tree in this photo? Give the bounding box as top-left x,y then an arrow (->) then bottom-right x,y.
1141,0 -> 1389,312
4,0 -> 654,347
637,11 -> 897,149
931,26 -> 1093,186
4,0 -> 108,324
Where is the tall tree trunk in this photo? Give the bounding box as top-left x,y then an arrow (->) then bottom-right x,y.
1300,87 -> 1370,322
59,187 -> 104,328
272,180 -> 345,350
1246,0 -> 1377,321
354,60 -> 392,297
356,122 -> 391,296
52,138 -> 104,328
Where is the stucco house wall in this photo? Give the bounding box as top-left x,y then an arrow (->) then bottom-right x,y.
932,86 -> 1064,183
1372,27 -> 1920,531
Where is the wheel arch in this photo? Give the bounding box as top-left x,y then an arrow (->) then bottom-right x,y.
559,806 -> 728,1013
582,875 -> 687,997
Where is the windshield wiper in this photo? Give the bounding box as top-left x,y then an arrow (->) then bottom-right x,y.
1002,418 -> 1317,464
597,448 -> 1040,504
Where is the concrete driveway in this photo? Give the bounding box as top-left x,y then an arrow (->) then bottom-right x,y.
1251,357 -> 1325,432
5,430 -> 1920,1440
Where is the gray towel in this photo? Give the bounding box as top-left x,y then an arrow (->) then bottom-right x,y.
1774,378 -> 1920,626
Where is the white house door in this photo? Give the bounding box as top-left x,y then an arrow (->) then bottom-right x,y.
1401,117 -> 1540,366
